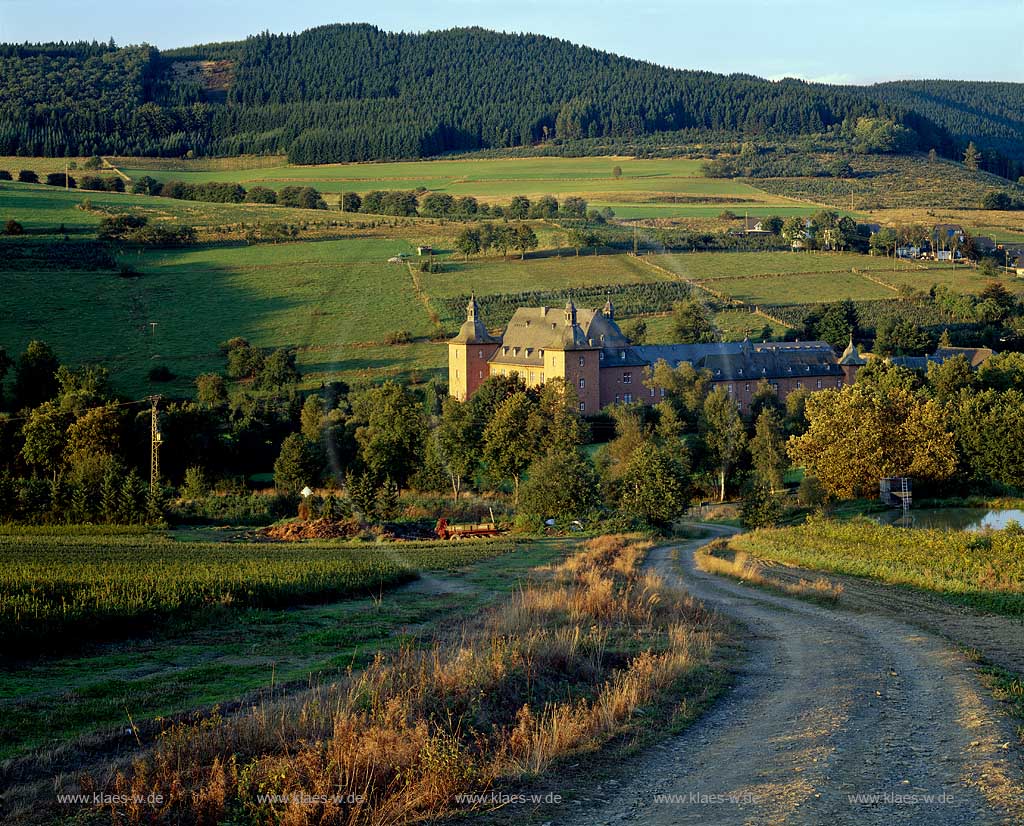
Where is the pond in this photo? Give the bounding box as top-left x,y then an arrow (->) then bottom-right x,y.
874,508 -> 1024,532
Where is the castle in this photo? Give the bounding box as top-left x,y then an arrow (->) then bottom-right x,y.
448,297 -> 865,412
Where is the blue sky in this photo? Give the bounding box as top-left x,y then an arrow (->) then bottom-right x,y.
1,0 -> 1021,84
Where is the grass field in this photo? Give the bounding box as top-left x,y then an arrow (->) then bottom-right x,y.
650,251 -> 938,281
705,271 -> 896,305
101,155 -> 816,218
730,518 -> 1024,616
0,530 -> 566,761
0,235 -> 438,395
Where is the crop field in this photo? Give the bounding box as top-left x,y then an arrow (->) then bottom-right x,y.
1,531 -> 565,760
0,530 -> 522,655
730,518 -> 1024,617
754,154 -> 1024,211
420,251 -> 669,298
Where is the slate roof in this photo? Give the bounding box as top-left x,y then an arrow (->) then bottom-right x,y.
451,296 -> 499,345
635,339 -> 839,381
890,346 -> 995,371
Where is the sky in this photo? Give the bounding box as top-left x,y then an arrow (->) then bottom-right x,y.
1,0 -> 1022,85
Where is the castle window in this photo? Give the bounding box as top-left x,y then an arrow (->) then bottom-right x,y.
540,373 -> 545,382
744,383 -> 750,393
622,372 -> 632,384
478,350 -> 483,358
579,378 -> 585,389
727,384 -> 734,394
837,379 -> 843,388
478,371 -> 483,379
796,380 -> 803,389
620,351 -> 626,360
624,393 -> 632,403
579,356 -> 585,367
770,382 -> 778,392
816,379 -> 822,389
579,402 -> 585,412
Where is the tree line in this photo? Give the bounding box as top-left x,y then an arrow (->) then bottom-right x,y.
2,25 -> 1007,167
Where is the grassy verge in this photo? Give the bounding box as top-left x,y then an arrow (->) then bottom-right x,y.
70,535 -> 725,825
729,517 -> 1024,616
695,539 -> 843,607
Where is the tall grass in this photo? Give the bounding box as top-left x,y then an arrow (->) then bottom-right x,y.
80,535 -> 723,825
695,539 -> 843,606
730,517 -> 1024,615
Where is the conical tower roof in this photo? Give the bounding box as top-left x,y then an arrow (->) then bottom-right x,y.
839,336 -> 866,366
451,295 -> 499,344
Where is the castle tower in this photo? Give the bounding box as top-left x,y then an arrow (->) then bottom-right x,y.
839,336 -> 866,384
448,295 -> 499,401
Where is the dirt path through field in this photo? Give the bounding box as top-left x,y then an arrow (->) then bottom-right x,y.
561,527 -> 1024,825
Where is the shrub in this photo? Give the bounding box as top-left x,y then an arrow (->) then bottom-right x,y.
4,219 -> 24,236
384,330 -> 413,345
44,172 -> 75,188
17,170 -> 38,183
0,170 -> 11,181
147,365 -> 175,382
131,175 -> 162,196
245,186 -> 277,205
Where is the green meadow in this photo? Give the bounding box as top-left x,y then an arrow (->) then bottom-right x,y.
0,236 -> 437,396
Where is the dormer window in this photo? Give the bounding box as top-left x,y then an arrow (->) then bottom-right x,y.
620,351 -> 626,360
539,349 -> 544,358
503,347 -> 509,355
738,368 -> 743,375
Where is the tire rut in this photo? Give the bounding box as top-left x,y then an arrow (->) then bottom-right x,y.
559,529 -> 1024,826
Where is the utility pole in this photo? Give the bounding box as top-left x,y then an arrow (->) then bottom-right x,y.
149,396 -> 162,492
65,161 -> 69,191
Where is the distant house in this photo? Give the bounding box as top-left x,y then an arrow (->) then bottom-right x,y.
896,245 -> 922,259
417,245 -> 433,256
973,236 -> 997,254
859,223 -> 881,236
744,217 -> 773,235
933,223 -> 965,241
788,218 -> 816,250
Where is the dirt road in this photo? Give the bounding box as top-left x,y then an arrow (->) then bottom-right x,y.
562,528 -> 1024,825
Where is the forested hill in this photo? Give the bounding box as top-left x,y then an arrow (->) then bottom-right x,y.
0,24 -> 1020,172
864,80 -> 1024,176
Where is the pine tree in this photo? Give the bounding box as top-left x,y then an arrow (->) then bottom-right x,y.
119,469 -> 145,524
964,142 -> 981,171
101,468 -> 121,523
146,484 -> 166,525
375,479 -> 400,520
70,482 -> 95,523
348,471 -> 377,521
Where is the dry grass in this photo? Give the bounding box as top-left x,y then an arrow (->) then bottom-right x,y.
76,535 -> 723,825
696,539 -> 843,606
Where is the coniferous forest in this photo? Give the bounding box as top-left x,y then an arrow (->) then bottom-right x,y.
0,24 -> 1022,172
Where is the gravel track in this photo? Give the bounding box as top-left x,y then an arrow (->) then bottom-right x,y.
560,527 -> 1024,826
